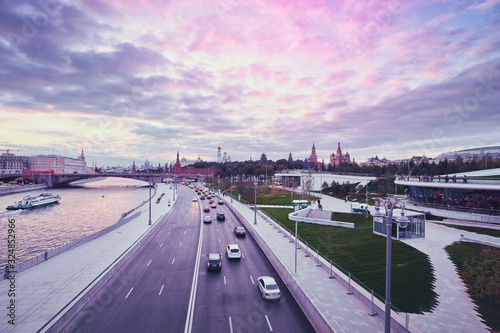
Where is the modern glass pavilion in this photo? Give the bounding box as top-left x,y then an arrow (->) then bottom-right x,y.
395,178 -> 500,216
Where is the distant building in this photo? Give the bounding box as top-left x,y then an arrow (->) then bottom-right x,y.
29,150 -> 87,173
288,153 -> 293,162
217,145 -> 222,163
174,151 -> 181,174
433,146 -> 500,162
330,142 -> 352,166
132,161 -> 137,174
259,153 -> 268,165
305,142 -> 322,168
362,155 -> 392,166
0,153 -> 29,174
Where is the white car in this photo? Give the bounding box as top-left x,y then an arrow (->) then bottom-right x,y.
257,276 -> 281,300
226,244 -> 241,259
203,216 -> 212,223
192,197 -> 197,202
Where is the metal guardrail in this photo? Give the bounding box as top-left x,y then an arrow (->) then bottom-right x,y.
256,206 -> 404,315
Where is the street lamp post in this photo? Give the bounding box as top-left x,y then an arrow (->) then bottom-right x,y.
254,177 -> 258,225
230,176 -> 233,203
372,197 -> 410,333
148,177 -> 152,226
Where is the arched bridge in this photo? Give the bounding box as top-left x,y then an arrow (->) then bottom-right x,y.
3,173 -> 166,187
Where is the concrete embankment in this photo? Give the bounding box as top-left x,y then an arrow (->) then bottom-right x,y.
0,184 -> 48,197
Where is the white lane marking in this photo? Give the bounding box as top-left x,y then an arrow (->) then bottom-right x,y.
265,315 -> 273,331
242,253 -> 245,259
217,228 -> 219,231
125,287 -> 133,299
218,238 -> 220,243
147,259 -> 152,266
184,205 -> 204,333
229,317 -> 233,333
159,285 -> 164,295
250,275 -> 254,284
179,241 -> 183,246
224,276 -> 227,285
172,258 -> 175,264
184,230 -> 187,234
168,231 -> 171,236
187,222 -> 189,226
160,242 -> 163,247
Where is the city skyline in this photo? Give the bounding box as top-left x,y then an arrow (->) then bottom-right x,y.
1,1 -> 499,166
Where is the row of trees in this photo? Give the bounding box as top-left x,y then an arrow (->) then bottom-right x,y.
195,155 -> 500,180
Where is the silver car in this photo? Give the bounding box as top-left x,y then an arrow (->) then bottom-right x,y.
257,276 -> 281,300
226,244 -> 241,259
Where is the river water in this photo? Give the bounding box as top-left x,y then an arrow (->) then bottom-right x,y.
0,177 -> 151,268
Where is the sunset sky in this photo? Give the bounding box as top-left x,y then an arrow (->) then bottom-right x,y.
1,0 -> 499,167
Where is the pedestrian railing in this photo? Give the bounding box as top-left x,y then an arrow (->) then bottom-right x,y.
256,206 -> 404,316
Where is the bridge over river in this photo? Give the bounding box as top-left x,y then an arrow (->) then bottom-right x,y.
0,173 -> 180,187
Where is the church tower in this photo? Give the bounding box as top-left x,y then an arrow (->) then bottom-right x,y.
309,142 -> 318,165
174,151 -> 181,175
217,145 -> 222,163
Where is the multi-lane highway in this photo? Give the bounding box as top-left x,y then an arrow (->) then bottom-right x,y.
60,184 -> 314,332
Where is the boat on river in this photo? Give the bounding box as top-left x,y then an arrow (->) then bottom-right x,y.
6,193 -> 61,210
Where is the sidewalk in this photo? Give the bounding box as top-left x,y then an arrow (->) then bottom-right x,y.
283,193 -> 496,332
0,183 -> 175,333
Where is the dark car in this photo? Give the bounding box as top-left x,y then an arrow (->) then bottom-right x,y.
207,253 -> 222,271
234,227 -> 246,237
204,207 -> 210,212
216,212 -> 225,221
218,200 -> 224,205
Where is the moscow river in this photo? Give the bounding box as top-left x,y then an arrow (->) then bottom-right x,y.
0,177 -> 152,268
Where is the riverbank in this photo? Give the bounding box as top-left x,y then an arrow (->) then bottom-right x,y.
0,184 -> 48,197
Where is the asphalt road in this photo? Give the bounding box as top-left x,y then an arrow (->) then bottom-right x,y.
59,184 -> 314,333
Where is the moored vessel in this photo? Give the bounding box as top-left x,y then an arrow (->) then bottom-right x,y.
6,193 -> 61,210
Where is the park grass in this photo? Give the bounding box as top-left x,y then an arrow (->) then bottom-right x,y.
435,224 -> 500,238
238,187 -> 318,206
445,242 -> 500,331
261,207 -> 438,314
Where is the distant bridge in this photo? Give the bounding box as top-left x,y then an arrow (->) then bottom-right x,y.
0,173 -> 175,187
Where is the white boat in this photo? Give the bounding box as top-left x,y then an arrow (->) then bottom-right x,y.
6,193 -> 61,210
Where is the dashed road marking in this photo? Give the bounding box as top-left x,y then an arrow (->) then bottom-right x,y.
265,315 -> 273,331
159,285 -> 164,295
172,258 -> 175,264
125,287 -> 133,299
250,275 -> 254,284
147,259 -> 152,266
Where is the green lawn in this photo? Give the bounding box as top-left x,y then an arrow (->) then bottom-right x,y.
445,242 -> 500,331
261,207 -> 438,314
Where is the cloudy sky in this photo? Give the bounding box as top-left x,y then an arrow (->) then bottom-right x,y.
1,0 -> 499,167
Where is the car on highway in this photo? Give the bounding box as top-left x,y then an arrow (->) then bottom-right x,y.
226,244 -> 241,259
218,200 -> 224,205
206,253 -> 222,271
211,203 -> 217,208
209,199 -> 214,204
200,196 -> 205,200
216,212 -> 225,221
257,276 -> 281,300
197,192 -> 201,195
204,207 -> 210,212
234,227 -> 246,237
203,216 -> 212,223
192,197 -> 197,202
207,195 -> 212,199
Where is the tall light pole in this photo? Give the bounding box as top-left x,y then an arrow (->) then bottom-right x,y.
254,177 -> 258,225
148,177 -> 152,226
230,176 -> 233,203
372,198 -> 410,333
294,219 -> 298,273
